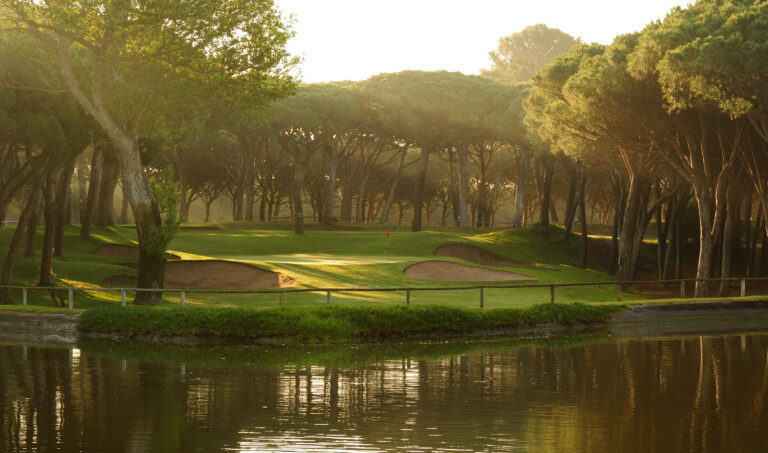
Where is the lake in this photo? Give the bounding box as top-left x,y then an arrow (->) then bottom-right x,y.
1,331 -> 767,452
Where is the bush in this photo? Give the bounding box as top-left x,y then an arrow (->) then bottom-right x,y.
77,303 -> 624,342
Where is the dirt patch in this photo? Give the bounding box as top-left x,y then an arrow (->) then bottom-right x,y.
91,244 -> 180,260
434,244 -> 553,268
404,261 -> 536,282
102,260 -> 297,289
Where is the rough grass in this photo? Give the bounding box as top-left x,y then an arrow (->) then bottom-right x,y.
76,303 -> 624,342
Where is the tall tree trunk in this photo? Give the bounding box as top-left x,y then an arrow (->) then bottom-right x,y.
411,143 -> 431,232
748,210 -> 763,277
563,170 -> 578,238
458,144 -> 469,228
292,162 -> 306,235
38,175 -> 58,287
0,188 -> 41,304
204,200 -> 212,223
24,197 -> 40,258
80,145 -> 103,239
608,172 -> 626,275
719,188 -> 739,296
618,172 -> 644,283
179,162 -> 189,222
120,183 -> 129,224
96,153 -> 118,227
76,151 -> 88,224
54,159 -> 76,257
231,185 -> 243,221
244,170 -> 255,221
323,149 -> 341,226
512,154 -> 530,229
537,153 -> 554,226
356,174 -> 369,223
273,196 -> 282,218
578,175 -> 588,269
341,182 -> 353,222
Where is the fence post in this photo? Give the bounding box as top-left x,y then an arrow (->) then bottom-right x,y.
741,279 -> 746,297
22,288 -> 27,306
280,291 -> 285,306
327,290 -> 332,305
680,280 -> 686,299
68,287 -> 73,310
550,286 -> 555,304
121,289 -> 127,308
406,289 -> 411,306
180,290 -> 186,307
616,283 -> 622,302
480,287 -> 485,308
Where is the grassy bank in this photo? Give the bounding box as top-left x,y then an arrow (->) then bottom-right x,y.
76,303 -> 624,342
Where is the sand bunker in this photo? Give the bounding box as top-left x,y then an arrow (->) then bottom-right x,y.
434,244 -> 553,269
91,244 -> 180,260
404,261 -> 536,282
102,260 -> 297,289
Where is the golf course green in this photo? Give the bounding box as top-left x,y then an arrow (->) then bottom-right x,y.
0,222 -> 640,310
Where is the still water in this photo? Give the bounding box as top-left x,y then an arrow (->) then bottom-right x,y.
1,332 -> 767,452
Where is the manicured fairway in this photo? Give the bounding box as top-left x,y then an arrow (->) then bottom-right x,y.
0,222 -> 642,309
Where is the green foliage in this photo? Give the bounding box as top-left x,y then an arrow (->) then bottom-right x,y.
76,303 -> 624,342
147,171 -> 182,256
483,24 -> 580,84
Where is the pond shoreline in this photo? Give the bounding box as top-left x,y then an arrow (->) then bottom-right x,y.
2,300 -> 768,346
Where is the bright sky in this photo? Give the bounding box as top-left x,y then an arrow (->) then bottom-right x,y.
274,0 -> 691,83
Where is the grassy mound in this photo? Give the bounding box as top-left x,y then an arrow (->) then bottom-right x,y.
76,303 -> 624,342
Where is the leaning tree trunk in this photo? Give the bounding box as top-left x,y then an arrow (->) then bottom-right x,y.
411,143 -> 431,232
0,189 -> 41,304
57,36 -> 165,305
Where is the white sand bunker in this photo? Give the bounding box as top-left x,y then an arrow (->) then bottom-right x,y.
434,244 -> 554,269
91,244 -> 180,260
103,260 -> 297,289
404,261 -> 536,282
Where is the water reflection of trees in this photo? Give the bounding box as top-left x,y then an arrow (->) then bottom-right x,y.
1,334 -> 767,452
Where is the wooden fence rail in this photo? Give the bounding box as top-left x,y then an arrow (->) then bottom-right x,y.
2,277 -> 767,310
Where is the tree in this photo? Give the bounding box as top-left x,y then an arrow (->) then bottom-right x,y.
482,24 -> 580,84
362,71 -> 519,231
270,84 -> 360,233
0,0 -> 296,304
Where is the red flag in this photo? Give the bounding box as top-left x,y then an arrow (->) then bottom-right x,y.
386,230 -> 390,238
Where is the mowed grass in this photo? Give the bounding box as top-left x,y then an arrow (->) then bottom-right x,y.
0,221 -> 642,309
